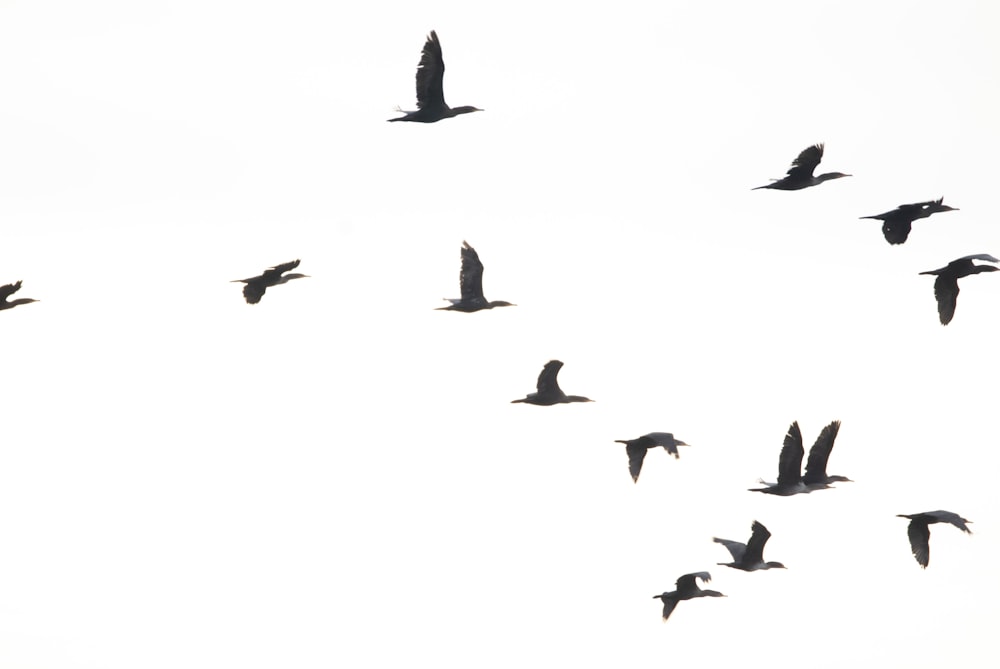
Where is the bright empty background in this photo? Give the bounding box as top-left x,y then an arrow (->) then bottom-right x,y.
1,1 -> 998,667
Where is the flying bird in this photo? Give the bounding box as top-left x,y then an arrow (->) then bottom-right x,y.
860,197 -> 958,245
749,420 -> 846,495
614,432 -> 689,483
896,510 -> 972,568
919,254 -> 998,325
0,281 -> 39,311
232,260 -> 309,304
388,31 -> 482,123
652,572 -> 725,622
714,521 -> 786,571
511,360 -> 593,405
753,143 -> 851,191
436,241 -> 514,312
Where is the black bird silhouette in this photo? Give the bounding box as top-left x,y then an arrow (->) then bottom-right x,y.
919,254 -> 998,325
388,31 -> 482,123
753,143 -> 851,191
511,360 -> 593,405
896,510 -> 972,568
232,260 -> 309,304
714,521 -> 786,571
0,281 -> 39,311
436,241 -> 514,312
614,433 -> 689,483
652,572 -> 725,622
749,420 -> 846,495
860,197 -> 958,245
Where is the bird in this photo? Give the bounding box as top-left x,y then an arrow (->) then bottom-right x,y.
436,241 -> 514,312
232,260 -> 309,304
388,31 -> 482,123
511,360 -> 593,405
614,433 -> 689,483
752,143 -> 851,191
652,572 -> 725,622
714,521 -> 786,571
749,420 -> 846,495
0,281 -> 39,311
919,254 -> 999,325
860,197 -> 958,245
896,510 -> 972,568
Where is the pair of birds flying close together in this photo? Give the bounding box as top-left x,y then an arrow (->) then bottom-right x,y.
750,420 -> 848,495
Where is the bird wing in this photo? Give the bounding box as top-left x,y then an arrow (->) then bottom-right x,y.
647,432 -> 682,458
713,537 -> 747,562
675,572 -> 710,596
243,282 -> 266,304
776,421 -> 805,485
415,31 -> 446,110
0,280 -> 23,302
954,253 -> 999,264
536,360 -> 564,395
881,221 -> 912,245
626,441 -> 648,482
785,143 -> 824,179
932,275 -> 960,325
926,510 -> 973,533
261,259 -> 301,281
803,420 -> 842,484
906,520 -> 931,568
742,520 -> 771,565
659,596 -> 679,621
459,241 -> 486,303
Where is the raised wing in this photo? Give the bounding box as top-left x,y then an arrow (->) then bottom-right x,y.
459,241 -> 486,303
0,281 -> 23,302
742,520 -> 771,565
713,537 -> 747,563
647,432 -> 683,458
776,421 -> 804,485
675,571 -> 711,596
803,420 -> 842,484
415,31 -> 446,110
536,360 -> 564,395
926,510 -> 973,533
785,143 -> 824,179
261,259 -> 301,281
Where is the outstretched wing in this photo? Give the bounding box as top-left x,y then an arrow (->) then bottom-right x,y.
743,521 -> 772,565
933,275 -> 960,325
713,537 -> 747,562
0,281 -> 23,302
906,520 -> 931,568
803,420 -> 842,484
459,241 -> 486,303
776,421 -> 805,485
785,143 -> 824,179
243,282 -> 267,304
261,259 -> 301,281
926,510 -> 973,534
536,360 -> 564,395
647,432 -> 683,458
415,31 -> 446,110
675,572 -> 711,597
659,596 -> 679,621
626,442 -> 648,483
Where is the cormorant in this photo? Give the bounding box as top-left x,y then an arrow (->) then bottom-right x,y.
511,360 -> 593,405
388,31 -> 482,123
614,432 -> 689,483
436,241 -> 514,312
232,260 -> 309,304
0,281 -> 39,311
896,510 -> 972,569
919,254 -> 998,325
749,420 -> 846,495
753,143 -> 851,191
714,521 -> 786,571
860,197 -> 958,245
653,572 -> 725,622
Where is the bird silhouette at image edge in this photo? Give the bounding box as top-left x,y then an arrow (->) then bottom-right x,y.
436,241 -> 514,312
0,281 -> 39,311
232,260 -> 309,304
388,31 -> 482,123
511,360 -> 593,405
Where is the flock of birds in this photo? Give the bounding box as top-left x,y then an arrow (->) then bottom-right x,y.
3,29 -> 988,626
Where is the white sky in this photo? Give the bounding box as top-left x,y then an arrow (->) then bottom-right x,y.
2,1 -> 999,667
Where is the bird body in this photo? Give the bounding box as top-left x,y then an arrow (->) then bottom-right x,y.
919,254 -> 998,325
753,143 -> 850,191
614,432 -> 689,482
389,31 -> 482,123
232,259 -> 309,304
436,241 -> 514,312
896,510 -> 972,568
511,360 -> 592,405
714,521 -> 786,571
750,420 -> 845,495
653,572 -> 725,621
860,197 -> 958,245
0,281 -> 39,311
